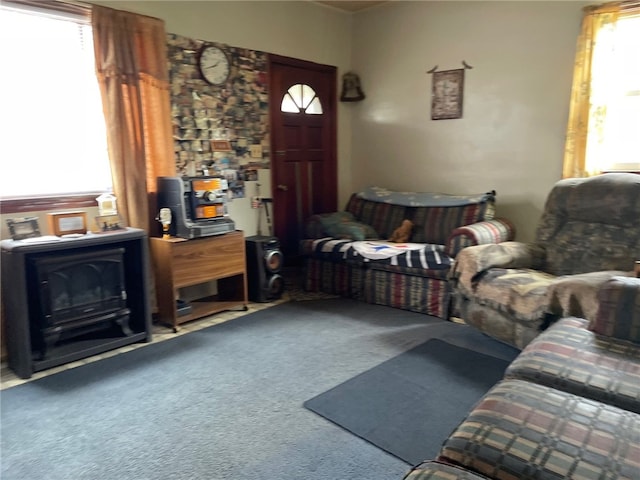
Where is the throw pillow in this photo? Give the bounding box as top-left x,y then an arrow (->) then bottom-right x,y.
309,211 -> 379,240
326,221 -> 379,241
317,211 -> 355,230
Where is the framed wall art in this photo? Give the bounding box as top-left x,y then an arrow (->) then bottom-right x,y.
431,68 -> 464,120
211,140 -> 232,151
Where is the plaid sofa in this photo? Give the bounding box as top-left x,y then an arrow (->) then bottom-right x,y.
301,187 -> 515,319
404,276 -> 640,480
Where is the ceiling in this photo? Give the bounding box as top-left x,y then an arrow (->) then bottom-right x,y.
314,1 -> 388,13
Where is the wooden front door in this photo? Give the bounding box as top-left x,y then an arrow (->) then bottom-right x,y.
268,55 -> 337,263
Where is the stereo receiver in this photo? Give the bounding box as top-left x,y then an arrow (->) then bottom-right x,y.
157,176 -> 236,239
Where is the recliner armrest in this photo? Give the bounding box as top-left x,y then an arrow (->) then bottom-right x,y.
450,241 -> 545,293
446,218 -> 516,257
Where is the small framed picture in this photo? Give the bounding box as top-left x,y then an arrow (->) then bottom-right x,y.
211,140 -> 232,151
6,217 -> 41,240
47,211 -> 87,236
94,214 -> 126,233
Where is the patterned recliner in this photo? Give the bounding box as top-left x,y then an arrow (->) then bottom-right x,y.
450,173 -> 640,349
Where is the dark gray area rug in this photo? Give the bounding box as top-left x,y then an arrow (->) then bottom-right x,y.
1,298 -> 518,480
304,338 -> 513,465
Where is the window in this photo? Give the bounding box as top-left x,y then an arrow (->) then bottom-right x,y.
587,13 -> 640,173
565,4 -> 640,178
0,3 -> 112,204
280,84 -> 323,114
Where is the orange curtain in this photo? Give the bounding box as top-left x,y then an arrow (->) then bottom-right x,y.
562,2 -> 621,178
91,5 -> 175,234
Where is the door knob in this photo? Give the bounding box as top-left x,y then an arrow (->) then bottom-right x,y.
277,184 -> 288,191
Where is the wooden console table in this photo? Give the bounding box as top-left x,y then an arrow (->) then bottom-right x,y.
150,231 -> 248,331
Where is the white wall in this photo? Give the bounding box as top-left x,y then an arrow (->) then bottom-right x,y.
351,1 -> 587,241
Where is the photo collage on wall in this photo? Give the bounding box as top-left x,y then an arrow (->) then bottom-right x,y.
167,33 -> 270,199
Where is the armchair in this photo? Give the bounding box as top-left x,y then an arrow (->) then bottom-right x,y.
450,173 -> 640,348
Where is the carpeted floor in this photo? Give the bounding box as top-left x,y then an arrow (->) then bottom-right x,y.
0,298 -> 518,480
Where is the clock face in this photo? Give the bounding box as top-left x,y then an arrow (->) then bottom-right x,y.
199,46 -> 230,85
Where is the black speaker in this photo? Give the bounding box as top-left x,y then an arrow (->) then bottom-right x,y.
245,235 -> 284,303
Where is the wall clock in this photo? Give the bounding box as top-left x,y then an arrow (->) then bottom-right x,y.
198,45 -> 230,86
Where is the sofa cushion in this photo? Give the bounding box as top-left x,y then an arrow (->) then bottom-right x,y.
504,317 -> 640,414
440,379 -> 640,480
300,238 -> 452,280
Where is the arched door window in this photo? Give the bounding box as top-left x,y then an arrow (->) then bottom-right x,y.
280,84 -> 323,114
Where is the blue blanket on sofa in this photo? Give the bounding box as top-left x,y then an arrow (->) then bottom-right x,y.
358,186 -> 495,207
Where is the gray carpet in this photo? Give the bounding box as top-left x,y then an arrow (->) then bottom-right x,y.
0,298 -> 518,480
304,339 -> 514,465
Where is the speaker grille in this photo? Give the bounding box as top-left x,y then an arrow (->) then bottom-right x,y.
245,236 -> 284,302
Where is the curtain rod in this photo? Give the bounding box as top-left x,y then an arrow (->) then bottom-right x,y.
621,0 -> 640,11
584,0 -> 640,14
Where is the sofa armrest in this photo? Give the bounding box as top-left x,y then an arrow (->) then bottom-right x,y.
450,241 -> 545,294
590,276 -> 640,343
446,218 -> 516,257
